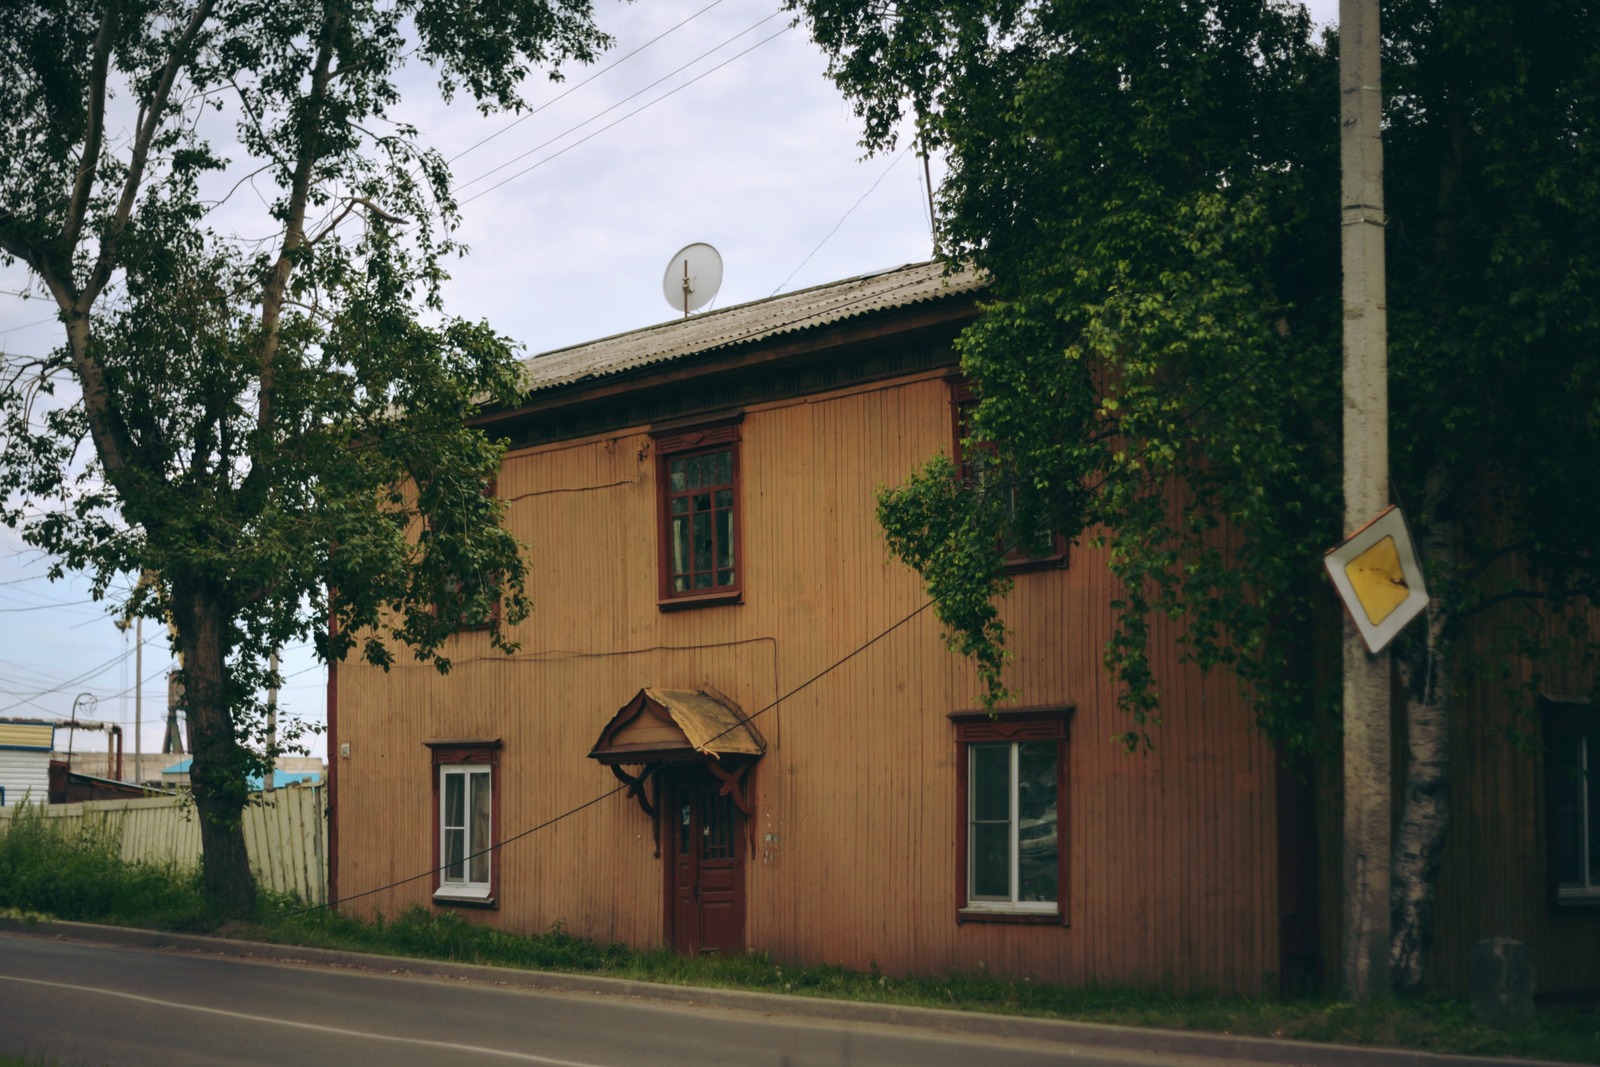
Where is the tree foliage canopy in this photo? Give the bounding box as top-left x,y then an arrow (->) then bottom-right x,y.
0,0 -> 606,911
796,0 -> 1600,749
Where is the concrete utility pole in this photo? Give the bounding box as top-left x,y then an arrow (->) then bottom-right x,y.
1339,0 -> 1392,999
134,617 -> 142,784
265,650 -> 279,792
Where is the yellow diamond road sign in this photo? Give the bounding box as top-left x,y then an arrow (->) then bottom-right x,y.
1324,505 -> 1429,654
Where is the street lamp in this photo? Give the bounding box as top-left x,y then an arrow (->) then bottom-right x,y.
67,691 -> 97,766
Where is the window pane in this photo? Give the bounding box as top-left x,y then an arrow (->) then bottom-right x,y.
469,771 -> 491,884
1585,735 -> 1597,889
444,772 -> 464,829
714,449 -> 732,485
714,488 -> 732,509
716,509 -> 734,569
444,827 -> 465,882
692,512 -> 712,572
687,455 -> 703,491
671,496 -> 688,515
672,516 -> 690,578
971,744 -> 1009,822
1554,736 -> 1585,888
1017,742 -> 1058,902
669,459 -> 686,493
716,569 -> 734,586
971,823 -> 1010,899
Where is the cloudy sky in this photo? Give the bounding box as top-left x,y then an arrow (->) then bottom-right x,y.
0,0 -> 1337,766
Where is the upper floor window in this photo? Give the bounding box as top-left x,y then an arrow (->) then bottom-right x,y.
653,416 -> 743,608
950,379 -> 1067,570
438,571 -> 501,631
431,478 -> 501,632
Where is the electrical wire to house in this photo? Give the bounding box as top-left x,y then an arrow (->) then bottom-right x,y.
768,144 -> 916,296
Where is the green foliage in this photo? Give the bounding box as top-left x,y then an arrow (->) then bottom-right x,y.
799,0 -> 1600,747
0,801 -> 204,927
0,0 -> 606,908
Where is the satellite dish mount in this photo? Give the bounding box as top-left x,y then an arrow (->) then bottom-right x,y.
663,243 -> 723,319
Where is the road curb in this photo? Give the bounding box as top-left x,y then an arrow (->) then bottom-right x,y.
0,917 -> 1577,1067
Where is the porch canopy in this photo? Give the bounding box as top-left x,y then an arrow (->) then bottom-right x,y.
588,687 -> 765,766
589,688 -> 765,829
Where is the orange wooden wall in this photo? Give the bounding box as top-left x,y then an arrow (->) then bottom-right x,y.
334,360 -> 1284,992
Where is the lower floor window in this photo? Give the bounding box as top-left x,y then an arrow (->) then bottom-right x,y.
951,708 -> 1070,922
970,741 -> 1059,907
1549,703 -> 1599,902
442,765 -> 492,891
428,739 -> 500,904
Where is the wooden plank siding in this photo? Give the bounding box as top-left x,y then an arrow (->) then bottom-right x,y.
1420,604 -> 1600,996
334,358 -> 1284,992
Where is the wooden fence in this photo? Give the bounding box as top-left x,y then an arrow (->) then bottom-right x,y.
0,786 -> 328,905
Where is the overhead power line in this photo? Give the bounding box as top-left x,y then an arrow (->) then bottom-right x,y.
458,23 -> 793,208
443,0 -> 733,169
452,11 -> 788,199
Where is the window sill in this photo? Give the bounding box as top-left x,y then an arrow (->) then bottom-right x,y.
658,589 -> 743,612
958,906 -> 1063,925
1001,551 -> 1068,574
1554,890 -> 1600,912
434,889 -> 496,909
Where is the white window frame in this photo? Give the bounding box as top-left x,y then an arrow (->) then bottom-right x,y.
436,763 -> 493,902
964,741 -> 1058,915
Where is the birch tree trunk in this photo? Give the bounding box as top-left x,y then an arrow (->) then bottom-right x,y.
1390,479 -> 1455,992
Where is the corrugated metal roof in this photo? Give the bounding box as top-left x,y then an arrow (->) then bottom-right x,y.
518,260 -> 981,396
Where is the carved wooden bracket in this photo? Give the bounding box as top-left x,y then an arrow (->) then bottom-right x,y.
705,758 -> 755,816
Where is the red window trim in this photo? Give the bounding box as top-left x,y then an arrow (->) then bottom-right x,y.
950,706 -> 1072,926
1543,698 -> 1600,913
652,414 -> 745,609
948,377 -> 1068,571
426,739 -> 502,909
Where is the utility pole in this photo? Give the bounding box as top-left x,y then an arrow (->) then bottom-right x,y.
134,617 -> 142,785
1339,0 -> 1392,999
265,650 -> 279,792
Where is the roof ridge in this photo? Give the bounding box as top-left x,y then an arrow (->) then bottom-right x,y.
515,260 -> 981,397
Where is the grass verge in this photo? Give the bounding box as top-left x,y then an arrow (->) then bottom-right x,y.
246,904 -> 1599,1064
1,810 -> 1594,1064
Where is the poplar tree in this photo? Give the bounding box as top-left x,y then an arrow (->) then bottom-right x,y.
0,0 -> 606,916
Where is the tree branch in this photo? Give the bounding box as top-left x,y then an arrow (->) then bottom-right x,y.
82,0 -> 218,308
252,6 -> 341,451
60,0 -> 118,257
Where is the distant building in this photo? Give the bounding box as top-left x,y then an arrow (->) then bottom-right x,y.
160,756 -> 323,792
0,719 -> 55,807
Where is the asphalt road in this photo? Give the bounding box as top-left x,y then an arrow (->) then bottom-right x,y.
0,934 -> 1178,1067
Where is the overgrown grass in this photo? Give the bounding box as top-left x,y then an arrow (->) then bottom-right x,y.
253,905 -> 1599,1063
0,801 -> 206,928
2,817 -> 1595,1063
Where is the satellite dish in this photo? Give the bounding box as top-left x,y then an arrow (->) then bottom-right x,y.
662,243 -> 723,318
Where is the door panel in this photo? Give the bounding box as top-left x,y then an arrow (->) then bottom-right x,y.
665,769 -> 745,955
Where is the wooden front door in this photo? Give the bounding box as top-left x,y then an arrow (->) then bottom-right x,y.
666,768 -> 746,955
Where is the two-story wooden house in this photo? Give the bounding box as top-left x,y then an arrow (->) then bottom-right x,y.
328,260 -> 1599,996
